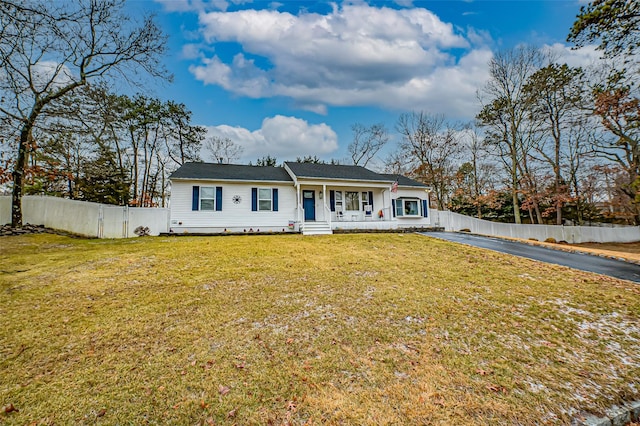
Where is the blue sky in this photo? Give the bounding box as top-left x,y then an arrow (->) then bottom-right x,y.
125,0 -> 599,167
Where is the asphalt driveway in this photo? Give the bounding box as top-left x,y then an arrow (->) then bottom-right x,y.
423,232 -> 640,283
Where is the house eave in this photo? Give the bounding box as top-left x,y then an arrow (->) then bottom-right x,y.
170,177 -> 293,185
294,176 -> 395,184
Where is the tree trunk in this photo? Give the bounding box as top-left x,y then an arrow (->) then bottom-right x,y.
11,123 -> 34,227
555,165 -> 562,226
534,201 -> 543,224
511,151 -> 521,224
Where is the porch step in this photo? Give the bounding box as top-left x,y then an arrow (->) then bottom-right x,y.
301,221 -> 333,236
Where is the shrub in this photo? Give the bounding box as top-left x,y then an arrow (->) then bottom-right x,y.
134,226 -> 150,237
460,228 -> 471,233
544,237 -> 557,243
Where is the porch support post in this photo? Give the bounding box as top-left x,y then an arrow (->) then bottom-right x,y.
297,183 -> 302,224
323,184 -> 331,229
383,189 -> 389,221
322,184 -> 326,210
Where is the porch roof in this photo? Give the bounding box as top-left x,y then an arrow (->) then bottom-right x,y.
284,162 -> 394,183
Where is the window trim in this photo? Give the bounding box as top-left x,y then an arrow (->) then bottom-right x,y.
345,191 -> 360,211
395,197 -> 422,217
334,190 -> 343,213
258,187 -> 272,211
200,186 -> 216,211
252,187 -> 278,212
361,191 -> 369,211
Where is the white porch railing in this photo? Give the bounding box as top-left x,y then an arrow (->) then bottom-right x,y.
332,206 -> 394,223
324,203 -> 332,229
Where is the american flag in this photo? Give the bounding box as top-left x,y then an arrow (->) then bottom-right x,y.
391,180 -> 398,193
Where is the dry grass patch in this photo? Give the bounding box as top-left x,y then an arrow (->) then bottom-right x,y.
1,233 -> 639,425
571,241 -> 640,262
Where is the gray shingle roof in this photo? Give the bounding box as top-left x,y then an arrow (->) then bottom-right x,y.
381,174 -> 428,188
170,162 -> 293,182
170,162 -> 424,187
284,162 -> 393,182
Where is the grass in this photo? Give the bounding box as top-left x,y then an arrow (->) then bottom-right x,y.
0,233 -> 639,425
571,242 -> 640,262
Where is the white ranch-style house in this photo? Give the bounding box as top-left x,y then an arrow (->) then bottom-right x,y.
169,162 -> 431,235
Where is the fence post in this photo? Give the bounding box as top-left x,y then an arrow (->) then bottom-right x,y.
98,204 -> 104,238
123,206 -> 129,238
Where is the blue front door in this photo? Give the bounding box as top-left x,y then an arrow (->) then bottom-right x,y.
303,190 -> 315,221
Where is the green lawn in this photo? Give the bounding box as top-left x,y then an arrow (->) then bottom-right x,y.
1,233 -> 639,425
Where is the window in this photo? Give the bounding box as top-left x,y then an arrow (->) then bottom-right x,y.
404,199 -> 419,215
395,198 -> 420,216
193,186 -> 222,211
252,187 -> 278,212
335,191 -> 343,212
345,191 -> 359,210
258,188 -> 272,211
200,187 -> 216,211
361,192 -> 369,211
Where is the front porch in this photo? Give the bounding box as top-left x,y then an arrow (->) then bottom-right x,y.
295,184 -> 395,235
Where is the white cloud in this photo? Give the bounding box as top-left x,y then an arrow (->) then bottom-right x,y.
181,43 -> 203,59
32,61 -> 75,91
187,3 -> 492,119
542,43 -> 603,68
203,115 -> 338,161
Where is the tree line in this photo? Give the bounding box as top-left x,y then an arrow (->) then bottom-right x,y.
379,1 -> 640,226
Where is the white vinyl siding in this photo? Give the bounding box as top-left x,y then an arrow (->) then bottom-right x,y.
170,181 -> 295,232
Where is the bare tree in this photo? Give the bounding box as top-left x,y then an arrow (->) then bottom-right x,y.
477,46 -> 545,224
0,0 -> 169,226
348,123 -> 389,167
523,63 -> 588,224
206,136 -> 244,164
396,111 -> 463,210
452,123 -> 500,219
384,150 -> 411,176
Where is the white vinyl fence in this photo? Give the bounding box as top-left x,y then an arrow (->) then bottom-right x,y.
0,195 -> 169,238
2,196 -> 639,242
431,210 -> 640,244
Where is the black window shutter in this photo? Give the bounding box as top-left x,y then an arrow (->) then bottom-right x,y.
216,187 -> 223,211
273,188 -> 278,211
192,186 -> 200,211
422,199 -> 428,217
251,188 -> 257,211
329,190 -> 335,211
391,199 -> 396,217
368,191 -> 374,208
